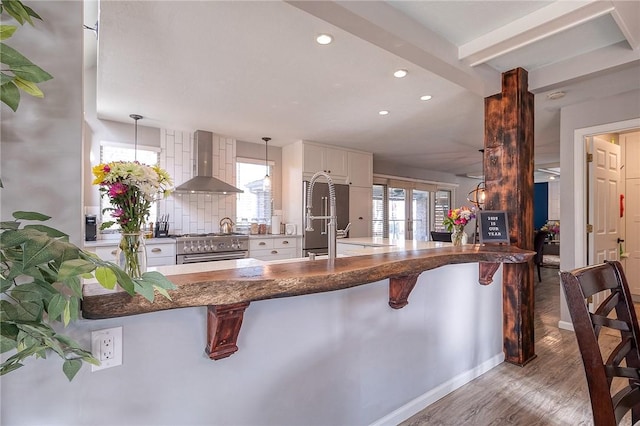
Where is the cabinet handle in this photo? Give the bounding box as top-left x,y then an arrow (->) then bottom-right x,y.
151,248 -> 162,253
359,217 -> 363,220
282,240 -> 289,244
271,250 -> 278,254
110,250 -> 117,255
259,242 -> 266,246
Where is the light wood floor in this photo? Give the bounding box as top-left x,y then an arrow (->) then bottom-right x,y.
400,266 -> 632,426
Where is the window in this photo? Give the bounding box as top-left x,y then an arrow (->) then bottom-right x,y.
99,142 -> 160,230
372,178 -> 453,240
433,190 -> 452,231
236,159 -> 272,231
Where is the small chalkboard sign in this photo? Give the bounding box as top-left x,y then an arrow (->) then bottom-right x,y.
478,211 -> 510,244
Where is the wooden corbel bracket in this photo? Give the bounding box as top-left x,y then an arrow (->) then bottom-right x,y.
479,262 -> 501,285
388,274 -> 419,309
206,302 -> 250,360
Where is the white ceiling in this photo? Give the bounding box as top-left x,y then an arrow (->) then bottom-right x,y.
86,0 -> 640,178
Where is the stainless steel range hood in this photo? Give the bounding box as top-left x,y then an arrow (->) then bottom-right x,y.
174,130 -> 243,194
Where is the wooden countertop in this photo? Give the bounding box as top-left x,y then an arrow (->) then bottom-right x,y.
82,244 -> 534,319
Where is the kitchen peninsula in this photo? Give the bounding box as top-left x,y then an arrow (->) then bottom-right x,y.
80,241 -> 533,424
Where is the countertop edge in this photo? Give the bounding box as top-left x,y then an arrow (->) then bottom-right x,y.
81,245 -> 535,319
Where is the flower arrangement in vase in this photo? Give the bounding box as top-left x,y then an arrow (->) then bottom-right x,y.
93,161 -> 173,277
443,206 -> 476,246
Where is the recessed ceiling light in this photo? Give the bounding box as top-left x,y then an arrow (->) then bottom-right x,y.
420,95 -> 432,101
316,34 -> 333,45
379,110 -> 389,116
549,176 -> 556,180
393,69 -> 408,78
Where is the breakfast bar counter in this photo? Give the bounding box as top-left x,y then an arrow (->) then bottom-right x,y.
82,243 -> 533,318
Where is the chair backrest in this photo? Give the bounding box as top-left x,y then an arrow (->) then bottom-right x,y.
533,231 -> 548,266
430,231 -> 452,242
560,261 -> 640,425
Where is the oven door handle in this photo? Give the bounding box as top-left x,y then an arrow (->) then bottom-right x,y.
180,252 -> 248,263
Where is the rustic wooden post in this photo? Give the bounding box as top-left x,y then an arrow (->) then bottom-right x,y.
484,67 -> 536,366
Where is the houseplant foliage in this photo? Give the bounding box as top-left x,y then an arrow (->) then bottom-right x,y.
0,0 -> 53,111
0,211 -> 177,380
1,1 -> 176,380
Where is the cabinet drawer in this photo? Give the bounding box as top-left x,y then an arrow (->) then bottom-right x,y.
250,239 -> 273,250
147,256 -> 176,267
273,238 -> 297,249
146,244 -> 176,260
95,245 -> 118,262
250,247 -> 296,261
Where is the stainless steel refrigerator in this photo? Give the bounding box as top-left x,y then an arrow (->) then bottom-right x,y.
303,181 -> 350,257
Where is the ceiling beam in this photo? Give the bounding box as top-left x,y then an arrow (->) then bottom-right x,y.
460,1 -> 616,67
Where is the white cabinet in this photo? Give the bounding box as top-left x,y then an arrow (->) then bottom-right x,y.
303,143 -> 348,180
249,236 -> 299,261
347,151 -> 373,187
349,186 -> 373,238
87,239 -> 176,267
146,242 -> 176,267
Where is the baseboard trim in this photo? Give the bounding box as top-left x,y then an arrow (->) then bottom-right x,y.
558,320 -> 574,331
369,352 -> 505,426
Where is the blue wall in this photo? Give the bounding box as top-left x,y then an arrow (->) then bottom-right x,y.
534,183 -> 549,229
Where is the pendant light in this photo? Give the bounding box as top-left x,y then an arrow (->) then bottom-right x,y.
467,149 -> 486,210
130,114 -> 143,161
262,137 -> 271,191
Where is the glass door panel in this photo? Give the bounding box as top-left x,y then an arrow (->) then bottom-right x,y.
412,190 -> 430,241
372,184 -> 386,238
388,187 -> 406,240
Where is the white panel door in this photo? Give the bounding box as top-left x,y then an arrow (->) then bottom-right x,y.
626,178 -> 640,294
589,137 -> 621,265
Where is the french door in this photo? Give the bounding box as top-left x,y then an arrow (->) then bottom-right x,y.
386,186 -> 431,241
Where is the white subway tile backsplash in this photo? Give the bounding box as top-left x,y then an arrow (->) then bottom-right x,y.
157,129 -> 237,235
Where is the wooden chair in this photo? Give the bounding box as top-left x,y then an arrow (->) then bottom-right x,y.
533,230 -> 548,282
560,261 -> 640,425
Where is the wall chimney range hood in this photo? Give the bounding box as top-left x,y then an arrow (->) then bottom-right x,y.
174,130 -> 243,194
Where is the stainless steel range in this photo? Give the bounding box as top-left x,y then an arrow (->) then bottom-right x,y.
175,234 -> 249,264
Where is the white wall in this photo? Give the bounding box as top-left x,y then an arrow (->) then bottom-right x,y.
1,264 -> 503,425
0,1 -> 84,245
559,88 -> 640,328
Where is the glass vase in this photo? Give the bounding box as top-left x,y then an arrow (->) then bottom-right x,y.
451,227 -> 467,247
116,232 -> 147,278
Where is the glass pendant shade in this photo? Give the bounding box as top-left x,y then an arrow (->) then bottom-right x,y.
262,136 -> 271,191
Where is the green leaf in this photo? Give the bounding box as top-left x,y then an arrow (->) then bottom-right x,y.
62,300 -> 70,326
62,359 -> 82,381
0,220 -> 20,230
1,0 -> 26,25
94,266 -> 116,289
46,293 -> 66,322
0,277 -> 14,293
141,271 -> 177,290
13,76 -> 43,98
13,211 -> 50,221
133,280 -> 155,302
10,281 -> 52,302
0,43 -> 52,82
22,235 -> 59,269
11,301 -> 42,321
69,296 -> 79,322
99,221 -> 115,230
1,227 -> 42,248
111,266 -> 135,295
0,24 -> 17,41
23,224 -> 67,238
63,275 -> 82,299
0,335 -> 18,353
57,258 -> 96,281
21,4 -> 42,21
1,80 -> 19,111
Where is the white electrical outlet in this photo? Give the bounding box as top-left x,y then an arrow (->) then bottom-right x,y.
91,327 -> 123,372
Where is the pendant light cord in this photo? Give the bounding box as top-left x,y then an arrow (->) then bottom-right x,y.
262,137 -> 271,177
130,114 -> 143,162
